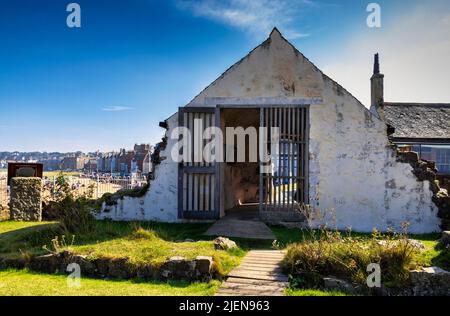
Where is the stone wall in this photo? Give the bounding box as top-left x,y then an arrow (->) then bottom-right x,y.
0,251 -> 215,282
9,177 -> 42,221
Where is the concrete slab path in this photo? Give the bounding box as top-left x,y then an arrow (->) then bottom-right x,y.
216,250 -> 288,296
204,204 -> 276,240
204,219 -> 276,240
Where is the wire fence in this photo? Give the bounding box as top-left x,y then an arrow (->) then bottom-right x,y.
0,173 -> 148,207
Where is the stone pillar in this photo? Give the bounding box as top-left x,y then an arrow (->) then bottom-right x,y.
9,177 -> 42,221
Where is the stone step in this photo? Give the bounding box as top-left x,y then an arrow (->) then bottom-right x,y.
238,262 -> 282,269
216,250 -> 289,296
221,282 -> 287,292
230,265 -> 283,273
228,271 -> 289,282
225,277 -> 288,287
242,257 -> 283,262
216,287 -> 285,296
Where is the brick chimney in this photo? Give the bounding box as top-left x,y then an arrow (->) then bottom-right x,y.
370,53 -> 385,119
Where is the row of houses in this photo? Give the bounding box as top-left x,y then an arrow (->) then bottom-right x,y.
31,144 -> 151,175
96,144 -> 152,175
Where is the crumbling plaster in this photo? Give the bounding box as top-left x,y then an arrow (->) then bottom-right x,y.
97,29 -> 440,233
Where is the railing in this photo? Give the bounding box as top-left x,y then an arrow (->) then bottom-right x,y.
0,174 -> 148,207
43,174 -> 148,200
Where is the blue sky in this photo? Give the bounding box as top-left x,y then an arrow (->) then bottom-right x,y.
0,0 -> 449,152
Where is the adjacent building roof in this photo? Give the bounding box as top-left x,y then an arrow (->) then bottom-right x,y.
382,102 -> 450,141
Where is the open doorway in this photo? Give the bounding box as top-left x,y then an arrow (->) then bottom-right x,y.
177,105 -> 309,223
218,106 -> 309,222
220,108 -> 260,219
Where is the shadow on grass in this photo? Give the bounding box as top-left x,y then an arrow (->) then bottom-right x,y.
431,243 -> 450,270
1,220 -> 267,258
0,223 -> 60,258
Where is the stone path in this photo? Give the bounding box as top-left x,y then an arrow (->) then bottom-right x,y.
205,219 -> 276,240
204,205 -> 276,240
216,250 -> 288,296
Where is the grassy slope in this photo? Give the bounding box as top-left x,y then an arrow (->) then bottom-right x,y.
1,221 -> 448,296
0,269 -> 220,296
0,221 -> 447,270
0,220 -> 246,274
273,227 -> 449,270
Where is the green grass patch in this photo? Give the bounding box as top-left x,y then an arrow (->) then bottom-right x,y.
283,229 -> 449,291
0,220 -> 246,275
43,171 -> 80,178
285,288 -> 347,296
0,269 -> 220,296
272,227 -> 448,270
0,221 -> 60,259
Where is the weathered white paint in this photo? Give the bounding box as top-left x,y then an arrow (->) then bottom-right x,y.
97,29 -> 440,233
97,113 -> 180,222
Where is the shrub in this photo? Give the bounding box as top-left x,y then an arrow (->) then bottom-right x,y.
284,229 -> 418,288
129,226 -> 158,240
45,173 -> 96,235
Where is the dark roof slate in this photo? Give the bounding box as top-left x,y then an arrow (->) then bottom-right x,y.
382,102 -> 450,139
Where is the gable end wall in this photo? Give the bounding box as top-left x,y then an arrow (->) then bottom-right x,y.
97,30 -> 440,233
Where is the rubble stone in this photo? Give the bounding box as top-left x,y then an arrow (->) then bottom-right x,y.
213,237 -> 237,250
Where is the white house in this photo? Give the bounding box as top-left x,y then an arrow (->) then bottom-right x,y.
97,28 -> 443,234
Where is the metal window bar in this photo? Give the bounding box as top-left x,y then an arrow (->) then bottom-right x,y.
260,106 -> 309,213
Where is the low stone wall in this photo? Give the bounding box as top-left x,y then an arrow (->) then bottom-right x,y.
9,177 -> 42,221
0,251 -> 215,282
408,267 -> 450,296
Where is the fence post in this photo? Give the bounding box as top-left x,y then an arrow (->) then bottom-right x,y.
96,174 -> 99,199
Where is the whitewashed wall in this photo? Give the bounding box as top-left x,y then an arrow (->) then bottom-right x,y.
97,113 -> 180,222
97,29 -> 440,233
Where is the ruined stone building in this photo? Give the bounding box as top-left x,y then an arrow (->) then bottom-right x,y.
97,29 -> 449,233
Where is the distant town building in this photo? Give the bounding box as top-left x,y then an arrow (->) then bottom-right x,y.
97,144 -> 152,175
61,155 -> 89,171
1,144 -> 152,174
41,158 -> 61,171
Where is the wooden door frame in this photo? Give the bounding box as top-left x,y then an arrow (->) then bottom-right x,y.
178,107 -> 221,220
178,104 -> 310,220
258,105 -> 310,213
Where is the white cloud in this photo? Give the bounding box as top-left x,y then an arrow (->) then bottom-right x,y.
321,2 -> 450,107
176,0 -> 312,39
102,106 -> 133,112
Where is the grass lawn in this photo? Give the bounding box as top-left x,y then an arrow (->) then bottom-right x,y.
0,220 -> 447,271
0,220 -> 246,275
43,171 -> 80,178
0,220 -> 448,296
285,288 -> 347,296
0,269 -> 220,296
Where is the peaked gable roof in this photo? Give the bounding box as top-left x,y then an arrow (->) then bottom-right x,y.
382,102 -> 450,140
186,28 -> 373,116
